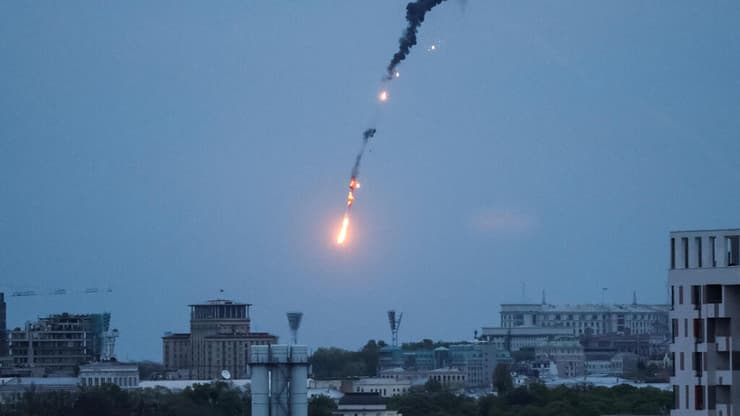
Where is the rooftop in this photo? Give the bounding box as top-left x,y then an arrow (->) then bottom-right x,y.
501,303 -> 670,313
188,299 -> 251,307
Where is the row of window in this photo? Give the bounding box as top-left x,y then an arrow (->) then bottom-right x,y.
670,235 -> 740,269
81,376 -> 138,387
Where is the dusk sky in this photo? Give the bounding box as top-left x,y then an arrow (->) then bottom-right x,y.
1,1 -> 739,361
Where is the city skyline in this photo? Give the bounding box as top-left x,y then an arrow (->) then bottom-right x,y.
2,1 -> 739,362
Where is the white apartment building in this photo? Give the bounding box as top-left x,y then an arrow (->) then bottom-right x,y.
500,303 -> 669,337
669,229 -> 740,416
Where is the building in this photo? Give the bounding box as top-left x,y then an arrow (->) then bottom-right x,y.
162,299 -> 278,379
610,352 -> 639,378
479,326 -> 575,351
0,293 -> 7,358
9,313 -> 116,376
581,333 -> 669,362
535,338 -> 585,378
669,229 -> 740,415
350,377 -> 412,398
332,393 -> 401,416
500,302 -> 670,337
429,367 -> 465,388
78,362 -> 139,389
0,377 -> 78,404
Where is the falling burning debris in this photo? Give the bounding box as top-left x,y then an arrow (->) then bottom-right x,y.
385,0 -> 449,80
337,128 -> 376,245
336,0 -> 451,245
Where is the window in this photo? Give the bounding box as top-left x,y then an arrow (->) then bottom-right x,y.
685,385 -> 689,409
710,236 -> 717,266
691,285 -> 702,307
695,385 -> 704,410
727,236 -> 740,266
671,238 -> 676,269
679,352 -> 684,370
671,286 -> 675,309
682,238 -> 689,268
684,319 -> 689,337
679,286 -> 684,305
696,237 -> 703,267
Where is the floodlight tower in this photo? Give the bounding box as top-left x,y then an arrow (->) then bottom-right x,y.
387,310 -> 403,347
287,312 -> 303,345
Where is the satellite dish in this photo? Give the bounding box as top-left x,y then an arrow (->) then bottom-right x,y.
221,370 -> 231,380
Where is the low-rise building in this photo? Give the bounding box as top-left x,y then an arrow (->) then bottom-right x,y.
332,393 -> 400,416
429,367 -> 465,389
0,377 -> 78,404
78,362 -> 139,389
536,338 -> 585,378
479,327 -> 575,351
351,377 -> 412,398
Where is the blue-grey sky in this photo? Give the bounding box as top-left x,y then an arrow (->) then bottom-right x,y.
1,1 -> 739,361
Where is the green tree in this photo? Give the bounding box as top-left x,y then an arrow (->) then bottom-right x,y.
308,395 -> 337,416
493,363 -> 513,395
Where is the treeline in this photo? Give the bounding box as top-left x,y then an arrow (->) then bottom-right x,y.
389,381 -> 673,416
0,382 -> 337,416
308,340 -> 385,379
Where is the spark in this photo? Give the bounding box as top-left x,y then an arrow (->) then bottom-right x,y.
379,90 -> 389,102
394,71 -> 400,78
428,44 -> 437,52
336,215 -> 350,245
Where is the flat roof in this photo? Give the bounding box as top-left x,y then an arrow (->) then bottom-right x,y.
188,299 -> 251,306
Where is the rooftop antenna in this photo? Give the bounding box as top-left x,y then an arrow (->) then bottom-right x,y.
632,290 -> 637,305
387,310 -> 403,347
601,288 -> 608,305
286,312 -> 303,344
541,289 -> 546,305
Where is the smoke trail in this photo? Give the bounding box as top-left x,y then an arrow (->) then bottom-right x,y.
351,128 -> 376,179
386,0 -> 449,79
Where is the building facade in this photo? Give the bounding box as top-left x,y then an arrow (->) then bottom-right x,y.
9,313 -> 115,376
162,299 -> 278,379
332,393 -> 400,416
351,377 -> 412,398
78,362 -> 140,389
479,326 -> 575,351
500,302 -> 670,337
535,338 -> 586,378
669,229 -> 740,416
0,293 -> 7,358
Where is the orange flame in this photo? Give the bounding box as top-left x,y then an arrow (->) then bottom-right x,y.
336,214 -> 350,245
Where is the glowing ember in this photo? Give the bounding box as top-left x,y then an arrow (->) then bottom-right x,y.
379,90 -> 389,102
394,71 -> 400,78
336,215 -> 350,244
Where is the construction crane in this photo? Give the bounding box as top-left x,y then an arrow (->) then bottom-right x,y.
5,287 -> 112,298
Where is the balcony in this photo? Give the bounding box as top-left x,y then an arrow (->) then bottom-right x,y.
710,370 -> 732,386
716,336 -> 731,352
703,303 -> 727,319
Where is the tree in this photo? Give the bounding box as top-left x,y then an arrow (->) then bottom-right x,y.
308,395 -> 337,416
493,363 -> 513,395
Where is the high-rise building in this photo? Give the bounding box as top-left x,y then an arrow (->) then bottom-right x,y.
163,299 -> 278,379
669,228 -> 740,416
9,313 -> 115,376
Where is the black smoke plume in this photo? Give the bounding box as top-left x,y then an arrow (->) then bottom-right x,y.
386,0 -> 448,79
351,128 -> 376,179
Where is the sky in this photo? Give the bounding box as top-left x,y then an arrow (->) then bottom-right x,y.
1,1 -> 739,361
